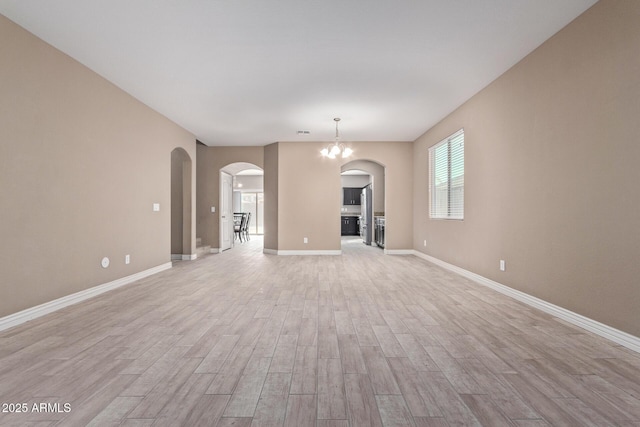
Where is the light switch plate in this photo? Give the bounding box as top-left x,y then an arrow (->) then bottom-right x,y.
211,206 -> 216,213
153,203 -> 160,212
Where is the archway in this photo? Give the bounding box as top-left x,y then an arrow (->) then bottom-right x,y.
220,162 -> 264,252
340,159 -> 386,251
171,148 -> 193,260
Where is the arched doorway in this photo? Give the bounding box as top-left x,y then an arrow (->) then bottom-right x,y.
171,148 -> 193,260
220,162 -> 264,252
341,159 -> 386,251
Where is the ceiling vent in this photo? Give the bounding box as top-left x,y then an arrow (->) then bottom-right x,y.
297,130 -> 310,135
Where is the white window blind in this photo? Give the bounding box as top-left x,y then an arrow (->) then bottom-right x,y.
429,129 -> 464,220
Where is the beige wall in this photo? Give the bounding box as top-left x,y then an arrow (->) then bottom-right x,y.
196,141 -> 411,252
0,16 -> 196,318
275,141 -> 413,251
413,0 -> 640,337
171,148 -> 193,255
277,142 -> 342,251
263,143 -> 279,251
171,151 -> 185,254
196,145 -> 264,248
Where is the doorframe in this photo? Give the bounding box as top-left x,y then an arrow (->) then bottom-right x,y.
340,159 -> 387,254
219,171 -> 233,252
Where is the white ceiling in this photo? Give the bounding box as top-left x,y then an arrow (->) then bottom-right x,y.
0,0 -> 597,146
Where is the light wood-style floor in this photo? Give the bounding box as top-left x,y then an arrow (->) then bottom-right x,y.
1,236 -> 640,426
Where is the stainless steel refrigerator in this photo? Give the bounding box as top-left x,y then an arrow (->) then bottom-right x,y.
361,185 -> 373,245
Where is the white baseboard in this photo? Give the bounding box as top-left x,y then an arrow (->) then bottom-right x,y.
277,250 -> 342,256
172,254 -> 197,260
412,250 -> 640,354
0,262 -> 173,332
263,248 -> 277,255
384,249 -> 414,255
210,248 -> 220,254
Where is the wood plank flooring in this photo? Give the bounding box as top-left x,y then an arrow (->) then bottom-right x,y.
1,236 -> 640,426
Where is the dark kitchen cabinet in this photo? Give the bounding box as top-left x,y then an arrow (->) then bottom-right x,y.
343,187 -> 361,205
341,216 -> 359,236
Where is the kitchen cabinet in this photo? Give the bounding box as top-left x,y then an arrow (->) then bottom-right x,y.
343,187 -> 361,205
341,216 -> 359,236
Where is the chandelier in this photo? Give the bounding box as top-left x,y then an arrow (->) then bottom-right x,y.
320,118 -> 353,159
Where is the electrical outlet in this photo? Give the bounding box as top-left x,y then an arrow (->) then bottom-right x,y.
125,254 -> 130,264
153,203 -> 160,212
211,206 -> 215,213
303,237 -> 308,244
500,260 -> 506,271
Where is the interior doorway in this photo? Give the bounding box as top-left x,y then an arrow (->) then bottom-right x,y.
171,148 -> 193,260
220,162 -> 264,251
340,160 -> 386,252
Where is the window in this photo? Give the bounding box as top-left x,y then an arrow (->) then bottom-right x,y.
240,192 -> 264,234
429,129 -> 464,220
